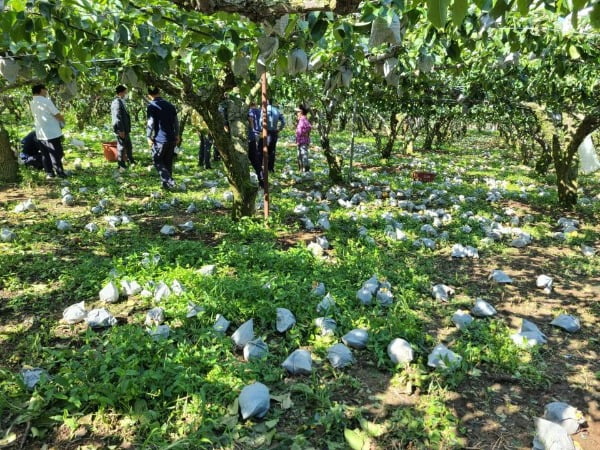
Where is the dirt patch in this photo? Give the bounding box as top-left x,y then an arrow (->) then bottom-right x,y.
432,242 -> 600,449
275,230 -> 320,250
0,183 -> 94,223
449,380 -> 600,450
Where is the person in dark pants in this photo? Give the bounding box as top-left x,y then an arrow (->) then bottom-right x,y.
20,131 -> 43,170
199,132 -> 213,169
146,87 -> 179,190
247,101 -> 263,186
111,85 -> 135,168
259,98 -> 285,173
29,84 -> 67,179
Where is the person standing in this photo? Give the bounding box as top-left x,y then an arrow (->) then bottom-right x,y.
29,84 -> 67,179
111,85 -> 134,168
199,131 -> 213,170
259,98 -> 285,173
146,87 -> 179,190
247,101 -> 263,186
295,105 -> 312,172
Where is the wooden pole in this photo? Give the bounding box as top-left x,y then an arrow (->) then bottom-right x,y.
261,71 -> 269,219
348,101 -> 356,182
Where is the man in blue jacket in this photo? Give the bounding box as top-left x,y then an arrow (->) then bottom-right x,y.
247,101 -> 263,186
259,98 -> 285,173
146,87 -> 179,190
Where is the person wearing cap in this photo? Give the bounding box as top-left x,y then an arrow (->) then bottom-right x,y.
29,84 -> 67,179
146,86 -> 179,190
111,85 -> 135,169
295,105 -> 312,172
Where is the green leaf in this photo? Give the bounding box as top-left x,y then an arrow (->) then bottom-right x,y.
490,0 -> 510,19
58,65 -> 72,82
216,45 -> 233,63
39,1 -> 54,19
229,29 -> 240,46
52,42 -> 66,58
10,0 -> 27,12
55,28 -> 67,44
227,398 -> 239,415
72,42 -> 88,61
148,54 -> 166,73
289,383 -> 314,396
118,24 -> 130,44
311,18 -> 328,41
360,1 -> 376,21
344,428 -> 371,450
568,44 -> 580,59
517,0 -> 531,15
427,0 -> 449,29
359,418 -> 386,437
9,22 -> 26,42
264,418 -> 279,429
451,0 -> 469,27
270,393 -> 293,409
154,44 -> 169,59
333,25 -> 346,42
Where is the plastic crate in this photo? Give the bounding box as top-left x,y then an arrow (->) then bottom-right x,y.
102,141 -> 127,162
412,171 -> 436,182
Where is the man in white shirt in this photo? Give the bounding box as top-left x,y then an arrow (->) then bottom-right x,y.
30,84 -> 67,178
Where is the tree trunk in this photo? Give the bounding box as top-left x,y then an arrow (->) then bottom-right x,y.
178,109 -> 191,145
315,101 -> 344,184
320,134 -> 344,184
534,137 -> 552,174
518,142 -> 532,164
554,153 -> 578,207
338,110 -> 348,131
0,124 -> 19,184
200,93 -> 257,219
524,102 -> 600,208
432,120 -> 449,149
422,127 -> 435,151
381,112 -> 399,159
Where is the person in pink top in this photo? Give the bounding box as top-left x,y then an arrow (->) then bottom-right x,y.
295,105 -> 312,172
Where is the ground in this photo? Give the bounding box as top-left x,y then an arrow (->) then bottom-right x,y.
1,131 -> 599,449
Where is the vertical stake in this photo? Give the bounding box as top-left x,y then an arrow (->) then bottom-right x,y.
261,71 -> 269,220
348,100 -> 357,182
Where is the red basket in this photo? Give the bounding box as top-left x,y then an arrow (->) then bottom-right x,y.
412,171 -> 436,182
102,141 -> 126,162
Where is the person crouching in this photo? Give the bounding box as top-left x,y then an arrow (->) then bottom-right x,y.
20,131 -> 43,170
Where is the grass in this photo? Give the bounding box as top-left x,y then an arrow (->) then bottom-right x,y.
1,123 -> 599,448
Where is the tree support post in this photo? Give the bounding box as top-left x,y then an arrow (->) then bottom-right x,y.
348,100 -> 356,182
261,71 -> 269,220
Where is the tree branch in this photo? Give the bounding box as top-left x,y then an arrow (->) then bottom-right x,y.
566,111 -> 600,160
169,0 -> 362,21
